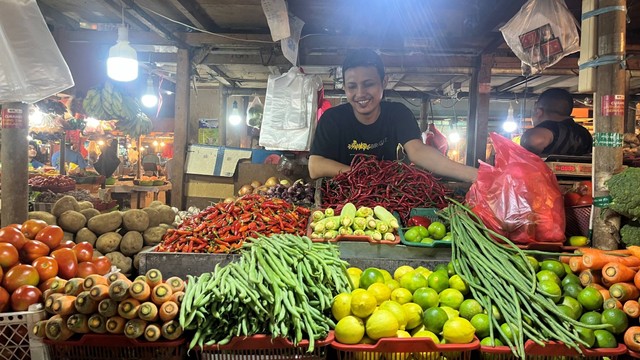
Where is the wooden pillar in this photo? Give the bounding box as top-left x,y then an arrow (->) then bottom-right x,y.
466,67 -> 479,166
466,54 -> 492,166
219,86 -> 228,146
171,48 -> 190,209
592,0 -> 626,249
1,102 -> 29,226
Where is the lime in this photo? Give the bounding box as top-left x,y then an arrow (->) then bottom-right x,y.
526,256 -> 540,272
412,329 -> 440,343
561,273 -> 581,288
390,288 -> 413,305
428,222 -> 447,240
480,337 -> 504,347
415,266 -> 433,279
448,275 -> 469,295
601,308 -> 628,334
538,280 -> 562,303
536,270 -> 561,286
575,326 -> 596,348
379,300 -> 408,330
459,299 -> 484,320
368,283 -> 392,305
563,282 -> 583,299
332,293 -> 352,321
577,287 -> 604,311
351,291 -> 377,318
569,235 -> 589,247
360,268 -> 385,289
562,263 -> 573,277
439,289 -> 464,310
378,269 -> 393,282
490,305 -> 503,323
347,267 -> 363,277
412,287 -> 439,310
440,306 -> 460,320
540,260 -> 566,279
446,262 -> 457,276
443,317 -> 475,344
427,270 -> 450,293
558,305 -> 579,320
593,329 -> 618,348
561,296 -> 583,320
385,279 -> 400,292
349,273 -> 360,289
499,323 -> 518,344
365,309 -> 399,340
441,234 -> 452,242
470,313 -> 490,339
400,271 -> 428,294
335,316 -> 365,344
434,264 -> 448,272
402,303 -> 423,330
394,266 -> 415,281
580,311 -> 602,325
422,307 -> 449,334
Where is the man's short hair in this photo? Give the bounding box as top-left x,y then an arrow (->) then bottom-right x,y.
537,88 -> 574,117
342,49 -> 385,81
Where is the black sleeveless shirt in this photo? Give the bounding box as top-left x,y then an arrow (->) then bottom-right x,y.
535,118 -> 593,156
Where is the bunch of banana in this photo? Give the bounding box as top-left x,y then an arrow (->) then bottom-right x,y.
83,82 -> 138,122
82,88 -> 109,120
118,111 -> 153,138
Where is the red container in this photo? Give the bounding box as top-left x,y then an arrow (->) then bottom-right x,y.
332,337 -> 479,360
43,334 -> 185,360
481,340 -> 627,359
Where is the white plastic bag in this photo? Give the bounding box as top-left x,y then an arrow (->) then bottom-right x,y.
246,96 -> 264,129
259,67 -> 322,151
500,0 -> 579,75
0,0 -> 74,103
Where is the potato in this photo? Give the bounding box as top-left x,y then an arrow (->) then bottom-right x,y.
92,250 -> 103,258
133,246 -> 154,269
58,210 -> 87,233
120,231 -> 143,257
149,200 -> 164,208
158,223 -> 174,230
142,207 -> 160,227
156,205 -> 176,225
87,212 -> 122,235
52,196 -> 80,217
80,208 -> 100,222
28,211 -> 57,225
63,232 -> 74,242
143,226 -> 167,246
77,201 -> 94,210
96,232 -> 122,254
76,228 -> 97,246
122,210 -> 149,232
105,251 -> 132,275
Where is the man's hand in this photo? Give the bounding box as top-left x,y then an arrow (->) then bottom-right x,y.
404,139 -> 478,182
308,155 -> 351,179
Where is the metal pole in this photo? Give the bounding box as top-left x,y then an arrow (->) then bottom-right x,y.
1,102 -> 29,226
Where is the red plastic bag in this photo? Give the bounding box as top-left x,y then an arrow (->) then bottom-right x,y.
422,123 -> 448,155
466,133 -> 565,244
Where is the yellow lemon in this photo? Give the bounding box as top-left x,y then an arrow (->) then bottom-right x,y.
335,316 -> 365,344
379,300 -> 408,330
349,273 -> 361,289
438,289 -> 464,310
399,271 -> 428,294
394,266 -> 415,281
448,275 -> 469,295
440,306 -> 460,320
332,293 -> 352,321
390,288 -> 413,305
351,291 -> 377,318
442,317 -> 476,344
348,267 -> 363,276
379,269 -> 393,282
365,309 -> 399,340
352,288 -> 367,296
402,302 -> 423,330
385,279 -> 401,292
368,283 -> 392,305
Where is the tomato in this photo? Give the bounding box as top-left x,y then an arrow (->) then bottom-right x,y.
50,248 -> 78,280
21,219 -> 48,240
77,262 -> 97,278
32,256 -> 58,282
7,224 -> 22,230
35,225 -> 63,250
73,242 -> 94,263
2,264 -> 39,293
38,276 -> 58,293
92,256 -> 112,276
0,287 -> 9,312
578,180 -> 593,197
564,191 -> 582,207
577,195 -> 593,206
0,227 -> 27,250
0,243 -> 19,270
20,240 -> 50,263
10,285 -> 42,311
54,240 -> 75,250
0,267 -> 3,284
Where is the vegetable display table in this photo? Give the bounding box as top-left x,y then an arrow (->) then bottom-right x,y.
107,181 -> 172,208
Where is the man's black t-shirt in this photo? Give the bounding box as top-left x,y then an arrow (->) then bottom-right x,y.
535,118 -> 593,156
310,102 -> 420,166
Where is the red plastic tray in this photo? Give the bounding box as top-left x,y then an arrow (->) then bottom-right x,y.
200,331 -> 334,351
331,336 -> 480,353
42,333 -> 185,348
630,349 -> 640,358
481,340 -> 627,358
43,334 -> 185,360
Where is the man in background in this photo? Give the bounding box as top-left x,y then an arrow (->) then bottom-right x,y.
52,143 -> 86,170
521,88 -> 593,156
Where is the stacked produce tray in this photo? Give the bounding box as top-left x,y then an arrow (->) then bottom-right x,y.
480,341 -> 628,359
43,334 -> 184,360
398,208 -> 450,248
0,305 -> 48,360
332,337 -> 479,360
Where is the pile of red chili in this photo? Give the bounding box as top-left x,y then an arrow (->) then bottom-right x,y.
321,154 -> 450,222
156,194 -> 310,253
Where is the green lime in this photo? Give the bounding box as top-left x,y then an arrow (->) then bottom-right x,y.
536,270 -> 561,286
575,326 -> 596,348
427,270 -> 450,293
459,299 -> 484,320
441,234 -> 452,241
540,260 -> 566,279
562,263 -> 573,276
527,256 -> 540,272
490,305 -> 503,323
601,308 -> 628,334
446,262 -> 456,276
448,275 -> 469,295
412,287 -> 439,310
499,323 -> 518,344
561,296 -> 583,320
563,283 -> 583,299
480,337 -> 504,347
434,264 -> 448,272
428,222 -> 447,240
538,280 -> 562,303
399,271 -> 428,294
577,287 -> 604,311
360,268 -> 385,289
558,305 -> 579,320
422,307 -> 448,334
593,329 -> 618,348
561,273 -> 581,288
439,289 -> 464,310
580,311 -> 602,326
470,313 -> 490,339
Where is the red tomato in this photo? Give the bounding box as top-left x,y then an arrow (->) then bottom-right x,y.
564,192 -> 582,207
0,243 -> 19,270
10,285 -> 42,311
0,287 -> 9,312
7,224 -> 22,230
76,262 -> 97,278
21,220 -> 48,240
35,225 -> 63,250
50,248 -> 78,280
0,267 -> 3,284
578,180 -> 593,196
54,240 -> 75,250
73,242 -> 94,263
0,227 -> 27,250
38,276 -> 58,293
92,256 -> 112,276
577,195 -> 593,206
2,264 -> 39,293
20,240 -> 50,263
32,256 -> 58,282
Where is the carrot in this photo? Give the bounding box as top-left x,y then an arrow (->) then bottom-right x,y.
45,293 -> 64,314
624,300 -> 640,318
134,275 -> 147,283
45,315 -> 74,342
117,298 -> 141,320
624,326 -> 640,351
107,272 -> 129,285
52,295 -> 77,316
582,251 -> 640,270
89,284 -> 110,301
138,302 -> 158,322
159,301 -> 179,322
64,278 -> 84,296
129,280 -> 151,302
106,316 -> 127,334
145,269 -> 163,288
98,298 -> 118,318
570,257 -> 588,273
87,314 -> 107,334
579,269 -> 602,287
151,283 -> 173,305
74,291 -> 98,314
161,320 -> 183,340
634,271 -> 640,289
83,274 -> 108,290
66,313 -> 90,334
165,277 -> 185,293
626,246 -> 640,259
49,278 -> 67,294
603,297 -> 623,310
559,255 -> 572,264
598,288 -> 612,301
32,320 -> 47,338
124,319 -> 147,339
609,282 -> 640,302
170,291 -> 184,305
109,279 -> 131,301
602,262 -> 638,283
144,323 -> 162,342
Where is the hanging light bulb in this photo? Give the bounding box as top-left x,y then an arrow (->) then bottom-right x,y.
107,24 -> 138,82
448,131 -> 461,144
503,102 -> 517,133
141,77 -> 158,108
229,100 -> 242,126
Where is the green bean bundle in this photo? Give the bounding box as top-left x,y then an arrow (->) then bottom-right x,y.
443,202 -> 611,358
180,234 -> 351,351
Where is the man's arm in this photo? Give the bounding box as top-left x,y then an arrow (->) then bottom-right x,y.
404,139 -> 477,182
520,127 -> 554,155
308,155 -> 351,179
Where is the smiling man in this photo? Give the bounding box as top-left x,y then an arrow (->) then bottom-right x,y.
308,48 -> 477,182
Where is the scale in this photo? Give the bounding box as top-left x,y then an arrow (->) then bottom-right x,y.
544,155 -> 592,178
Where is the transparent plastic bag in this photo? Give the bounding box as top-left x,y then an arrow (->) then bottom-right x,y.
246,96 -> 264,129
499,0 -> 579,75
0,0 -> 74,103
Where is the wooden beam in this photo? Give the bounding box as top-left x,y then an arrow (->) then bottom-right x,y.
531,76 -> 574,93
120,0 -> 191,48
168,0 -> 222,32
61,28 -> 172,46
171,48 -> 190,209
182,32 -> 273,46
102,0 -> 150,32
